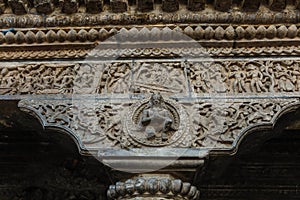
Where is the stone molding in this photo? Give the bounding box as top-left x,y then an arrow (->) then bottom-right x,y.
107,175 -> 200,200
0,0 -> 296,17
1,46 -> 300,60
1,24 -> 300,45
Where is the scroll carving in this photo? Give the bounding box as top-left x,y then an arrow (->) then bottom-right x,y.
18,96 -> 298,151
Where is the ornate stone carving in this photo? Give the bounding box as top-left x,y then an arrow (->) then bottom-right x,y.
107,175 -> 200,200
99,62 -> 188,95
123,93 -> 190,147
2,60 -> 300,95
0,25 -> 300,45
189,99 -> 298,148
3,46 -> 300,61
17,95 -> 298,151
1,8 -> 300,28
189,60 -> 300,94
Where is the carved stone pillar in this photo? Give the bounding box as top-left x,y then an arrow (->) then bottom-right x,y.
107,175 -> 200,200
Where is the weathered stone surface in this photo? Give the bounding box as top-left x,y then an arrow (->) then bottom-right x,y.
107,175 -> 200,200
214,0 -> 232,12
110,0 -> 127,12
34,0 -> 53,14
59,0 -> 78,14
242,0 -> 261,11
268,0 -> 286,11
85,0 -> 103,13
162,0 -> 179,12
187,0 -> 205,11
7,0 -> 28,14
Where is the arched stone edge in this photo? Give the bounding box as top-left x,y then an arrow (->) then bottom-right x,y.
17,101 -> 89,155
211,100 -> 300,156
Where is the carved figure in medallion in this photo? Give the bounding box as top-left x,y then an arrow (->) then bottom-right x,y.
140,93 -> 177,141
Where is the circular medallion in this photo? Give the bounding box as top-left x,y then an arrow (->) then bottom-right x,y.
123,93 -> 189,147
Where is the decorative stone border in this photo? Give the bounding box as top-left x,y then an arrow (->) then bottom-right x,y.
107,176 -> 200,200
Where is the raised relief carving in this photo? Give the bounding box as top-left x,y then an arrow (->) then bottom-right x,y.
190,99 -> 298,148
18,96 -> 298,151
190,60 -> 300,94
123,93 -> 186,147
107,176 -> 200,200
99,62 -> 188,95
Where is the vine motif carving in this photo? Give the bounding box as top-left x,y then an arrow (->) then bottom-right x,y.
190,99 -> 298,148
18,97 -> 298,151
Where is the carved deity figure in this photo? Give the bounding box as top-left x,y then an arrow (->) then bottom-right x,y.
247,64 -> 267,93
140,93 -> 176,141
229,65 -> 247,93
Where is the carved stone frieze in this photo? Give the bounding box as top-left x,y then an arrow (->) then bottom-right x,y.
3,60 -> 300,95
17,94 -> 299,152
0,9 -> 300,28
107,175 -> 200,200
189,60 -> 300,94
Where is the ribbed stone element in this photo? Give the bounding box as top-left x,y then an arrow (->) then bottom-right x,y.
107,175 -> 200,200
